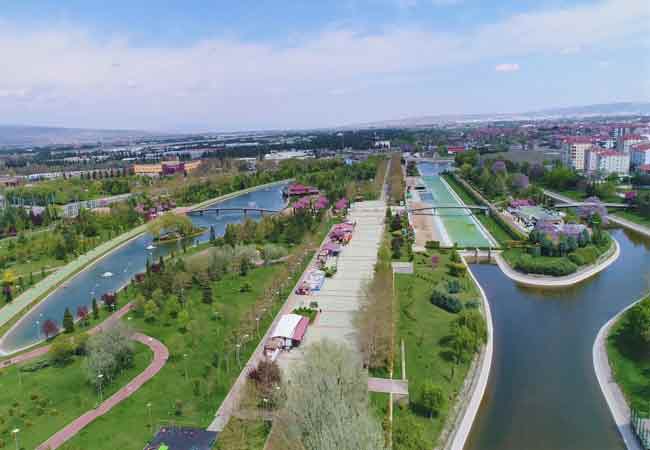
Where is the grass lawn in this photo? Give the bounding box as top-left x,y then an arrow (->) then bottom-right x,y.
442,175 -> 512,246
0,342 -> 150,450
613,210 -> 650,228
392,250 -> 480,447
214,417 -> 270,450
606,298 -> 650,417
61,220 -> 331,450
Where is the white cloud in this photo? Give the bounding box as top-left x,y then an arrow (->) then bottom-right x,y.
0,0 -> 647,130
495,63 -> 520,72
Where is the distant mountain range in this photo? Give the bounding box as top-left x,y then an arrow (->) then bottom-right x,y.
347,102 -> 650,129
0,125 -> 164,148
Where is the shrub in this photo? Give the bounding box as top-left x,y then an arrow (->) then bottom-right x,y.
447,279 -> 461,294
512,254 -> 577,276
430,289 -> 462,313
568,245 -> 602,266
448,262 -> 467,277
293,307 -> 318,323
239,282 -> 252,293
425,240 -> 440,250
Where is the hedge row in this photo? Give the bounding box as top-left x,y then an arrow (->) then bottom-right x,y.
510,253 -> 578,276
567,245 -> 603,266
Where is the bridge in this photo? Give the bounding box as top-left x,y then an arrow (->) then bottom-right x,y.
409,204 -> 489,215
187,207 -> 281,216
552,202 -> 631,209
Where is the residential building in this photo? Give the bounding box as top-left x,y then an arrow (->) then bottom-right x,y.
132,160 -> 201,177
447,146 -> 466,155
617,134 -> 645,154
586,148 -> 629,176
631,143 -> 650,168
562,137 -> 594,171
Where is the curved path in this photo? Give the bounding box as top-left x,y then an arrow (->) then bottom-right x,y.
36,332 -> 169,450
442,258 -> 494,450
593,297 -> 646,450
0,303 -> 134,369
494,238 -> 620,288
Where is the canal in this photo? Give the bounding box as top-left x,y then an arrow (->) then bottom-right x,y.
465,227 -> 650,450
0,183 -> 289,354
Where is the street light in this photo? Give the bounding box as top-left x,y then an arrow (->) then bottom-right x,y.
183,354 -> 189,382
97,373 -> 104,404
235,343 -> 241,368
255,316 -> 260,336
146,402 -> 153,430
11,428 -> 19,450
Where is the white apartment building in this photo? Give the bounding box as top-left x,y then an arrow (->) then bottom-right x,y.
562,137 -> 594,171
617,134 -> 645,153
586,148 -> 630,176
631,143 -> 650,167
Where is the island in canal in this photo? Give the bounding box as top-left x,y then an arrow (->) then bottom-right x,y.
147,213 -> 205,244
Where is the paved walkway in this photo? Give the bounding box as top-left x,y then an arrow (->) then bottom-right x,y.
593,298 -> 645,450
36,332 -> 169,450
367,377 -> 409,396
494,238 -> 620,288
0,303 -> 135,369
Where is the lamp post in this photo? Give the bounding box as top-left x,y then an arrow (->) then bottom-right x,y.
183,354 -> 189,382
236,343 -> 241,368
146,402 -> 153,430
255,316 -> 260,336
11,428 -> 19,450
97,373 -> 104,404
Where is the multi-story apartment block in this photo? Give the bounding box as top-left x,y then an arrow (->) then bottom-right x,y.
562,137 -> 594,171
585,148 -> 630,176
630,143 -> 650,168
617,134 -> 645,153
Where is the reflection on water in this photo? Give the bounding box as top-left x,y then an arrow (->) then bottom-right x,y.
465,228 -> 650,450
0,184 -> 288,353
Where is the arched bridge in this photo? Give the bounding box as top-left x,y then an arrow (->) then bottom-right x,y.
187,207 -> 281,216
409,204 -> 489,215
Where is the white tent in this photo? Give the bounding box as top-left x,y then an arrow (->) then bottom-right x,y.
270,314 -> 304,348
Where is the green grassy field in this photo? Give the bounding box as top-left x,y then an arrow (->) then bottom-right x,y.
442,175 -> 512,245
0,342 -> 150,449
61,262 -> 304,450
392,250 -> 480,447
606,297 -> 650,417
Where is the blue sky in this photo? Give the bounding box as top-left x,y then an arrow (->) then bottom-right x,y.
0,0 -> 648,131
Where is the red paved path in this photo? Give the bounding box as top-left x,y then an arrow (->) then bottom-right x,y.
0,303 -> 134,370
36,332 -> 169,450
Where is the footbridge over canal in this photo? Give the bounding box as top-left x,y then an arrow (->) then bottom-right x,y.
409,204 -> 489,215
186,207 -> 282,216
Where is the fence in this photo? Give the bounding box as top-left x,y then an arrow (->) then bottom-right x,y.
632,409 -> 650,449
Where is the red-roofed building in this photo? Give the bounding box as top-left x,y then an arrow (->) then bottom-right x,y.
618,134 -> 646,154
447,146 -> 466,154
586,147 -> 629,175
637,164 -> 650,174
284,183 -> 320,198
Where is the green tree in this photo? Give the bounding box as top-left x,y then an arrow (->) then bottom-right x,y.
50,338 -> 75,366
144,300 -> 160,322
178,310 -> 190,332
627,298 -> 650,348
419,381 -> 445,419
92,297 -> 99,320
167,295 -> 181,318
63,307 -> 75,333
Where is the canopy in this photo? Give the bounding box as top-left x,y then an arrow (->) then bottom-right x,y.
271,314 -> 304,340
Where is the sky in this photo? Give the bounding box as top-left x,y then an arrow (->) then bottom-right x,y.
0,0 -> 649,132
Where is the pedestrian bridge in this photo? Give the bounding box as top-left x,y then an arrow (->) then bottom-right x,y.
187,207 -> 281,216
409,204 -> 489,215
552,202 -> 631,209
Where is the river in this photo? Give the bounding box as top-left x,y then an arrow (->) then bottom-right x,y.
465,228 -> 650,450
0,183 -> 289,354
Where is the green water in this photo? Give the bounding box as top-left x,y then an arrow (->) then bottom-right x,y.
418,163 -> 491,247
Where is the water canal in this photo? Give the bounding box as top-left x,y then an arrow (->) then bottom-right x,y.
0,183 -> 289,354
417,162 -> 494,248
465,228 -> 650,450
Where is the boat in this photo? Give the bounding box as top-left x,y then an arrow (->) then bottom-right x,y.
102,272 -> 113,278
146,244 -> 156,250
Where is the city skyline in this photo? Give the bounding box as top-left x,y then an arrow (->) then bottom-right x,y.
0,0 -> 649,132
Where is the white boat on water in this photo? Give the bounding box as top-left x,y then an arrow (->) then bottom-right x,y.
102,272 -> 113,278
146,245 -> 156,250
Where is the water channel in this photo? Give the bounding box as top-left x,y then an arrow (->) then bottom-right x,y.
465,227 -> 650,450
0,183 -> 289,354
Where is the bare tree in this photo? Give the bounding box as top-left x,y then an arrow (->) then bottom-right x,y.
274,340 -> 387,450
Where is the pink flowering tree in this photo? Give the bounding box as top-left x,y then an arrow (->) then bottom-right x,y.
492,160 -> 507,175
578,196 -> 608,226
512,173 -> 529,191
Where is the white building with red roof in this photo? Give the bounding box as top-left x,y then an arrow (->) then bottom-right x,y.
586,148 -> 629,175
617,134 -> 646,154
